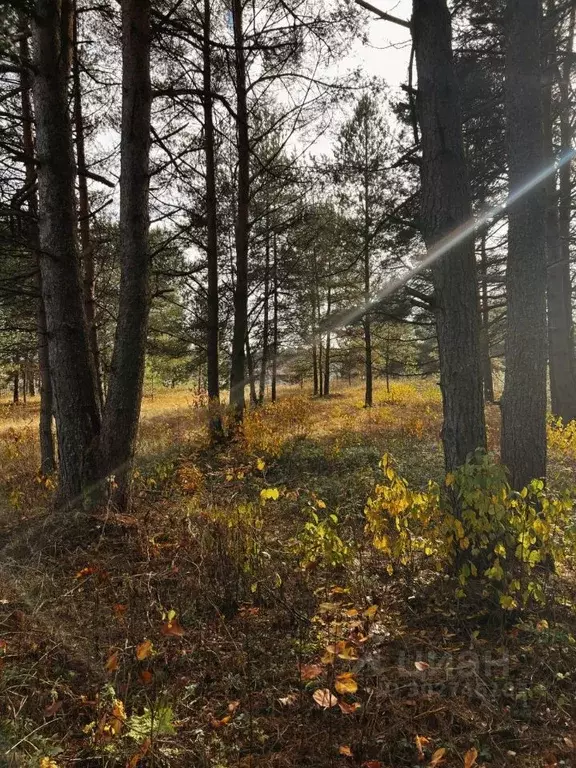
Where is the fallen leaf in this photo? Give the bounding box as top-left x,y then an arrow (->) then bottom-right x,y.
127,737 -> 151,768
105,651 -> 119,673
363,605 -> 378,619
139,670 -> 153,685
335,672 -> 358,695
361,762 -> 382,768
339,745 -> 353,757
161,618 -> 185,637
278,693 -> 298,707
338,700 -> 361,714
312,688 -> 338,708
112,603 -> 127,620
416,735 -> 431,761
430,747 -> 447,767
415,661 -> 430,672
210,715 -> 232,728
136,639 -> 153,661
43,700 -> 63,717
464,747 -> 478,768
228,700 -> 240,714
300,663 -> 323,681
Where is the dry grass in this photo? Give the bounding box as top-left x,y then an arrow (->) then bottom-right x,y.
0,381 -> 575,768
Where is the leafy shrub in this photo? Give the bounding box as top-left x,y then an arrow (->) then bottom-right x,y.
365,452 -> 576,608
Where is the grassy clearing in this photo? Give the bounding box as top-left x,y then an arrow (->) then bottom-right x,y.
0,381 -> 575,767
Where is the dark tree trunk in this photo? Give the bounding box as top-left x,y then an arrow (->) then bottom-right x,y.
203,0 -> 223,440
13,369 -> 19,404
73,2 -> 104,408
19,23 -> 55,473
229,0 -> 250,420
271,233 -> 278,402
479,230 -> 495,403
32,0 -> 101,503
258,220 -> 270,404
547,3 -> 576,423
412,0 -> 486,472
246,336 -> 258,406
363,125 -> 373,407
29,375 -> 35,398
99,0 -> 152,509
324,285 -> 331,396
312,340 -> 318,395
501,0 -> 547,488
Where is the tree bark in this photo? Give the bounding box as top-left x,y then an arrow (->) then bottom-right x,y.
412,0 -> 486,472
19,22 -> 55,473
501,0 -> 547,488
202,0 -> 223,440
271,232 -> 278,402
229,0 -> 250,420
258,218 -> 270,404
547,3 -> 576,422
32,0 -> 101,503
324,284 -> 331,397
99,0 -> 152,508
363,116 -> 373,407
73,2 -> 104,408
246,335 -> 258,406
479,230 -> 494,402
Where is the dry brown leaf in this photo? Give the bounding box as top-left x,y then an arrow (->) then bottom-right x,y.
312,688 -> 338,708
139,670 -> 153,685
338,700 -> 361,714
43,700 -> 63,718
339,745 -> 353,757
278,693 -> 298,707
415,661 -> 430,672
127,737 -> 151,768
300,663 -> 323,681
161,619 -> 185,637
105,651 -> 119,673
464,747 -> 478,768
416,735 -> 431,761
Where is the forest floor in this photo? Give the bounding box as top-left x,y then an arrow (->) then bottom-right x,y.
0,382 -> 576,768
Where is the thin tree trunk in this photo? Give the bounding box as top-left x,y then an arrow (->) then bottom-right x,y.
99,0 -> 152,509
19,22 -> 55,473
32,0 -> 101,503
73,2 -> 103,408
271,233 -> 278,402
501,0 -> 547,488
229,0 -> 250,420
246,335 -> 258,406
413,0 -> 486,473
13,369 -> 19,404
479,230 -> 494,402
324,284 -> 331,397
203,0 -> 223,440
312,338 -> 318,395
258,218 -> 270,404
363,116 -> 373,407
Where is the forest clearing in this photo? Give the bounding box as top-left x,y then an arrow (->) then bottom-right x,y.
0,383 -> 576,767
3,0 -> 576,765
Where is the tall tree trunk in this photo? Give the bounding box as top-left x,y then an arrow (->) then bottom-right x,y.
363,118 -> 373,407
13,368 -> 19,405
501,0 -> 547,488
258,219 -> 270,404
229,0 -> 250,420
246,335 -> 258,406
324,284 -> 331,397
479,230 -> 495,402
548,3 -> 576,423
203,0 -> 223,440
19,23 -> 55,473
32,0 -> 101,503
412,0 -> 486,472
271,233 -> 278,402
312,338 -> 318,395
99,0 -> 152,509
73,2 -> 104,408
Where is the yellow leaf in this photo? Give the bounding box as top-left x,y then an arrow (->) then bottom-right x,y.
110,699 -> 126,736
136,639 -> 153,661
312,688 -> 338,708
363,605 -> 378,620
260,487 -> 279,501
335,672 -> 358,695
430,748 -> 446,767
256,458 -> 265,471
339,745 -> 353,757
416,734 -> 430,760
316,499 -> 326,509
464,747 -> 478,768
